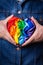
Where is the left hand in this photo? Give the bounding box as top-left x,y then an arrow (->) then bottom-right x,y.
22,16 -> 43,46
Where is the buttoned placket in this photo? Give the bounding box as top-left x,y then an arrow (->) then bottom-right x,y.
15,46 -> 22,65
16,1 -> 23,19
16,0 -> 26,19
15,1 -> 24,65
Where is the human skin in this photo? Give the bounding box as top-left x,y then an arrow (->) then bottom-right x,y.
0,15 -> 43,46
0,15 -> 16,46
22,16 -> 43,46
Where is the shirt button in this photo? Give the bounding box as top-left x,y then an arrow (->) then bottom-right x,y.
16,47 -> 20,50
18,10 -> 22,14
17,0 -> 22,2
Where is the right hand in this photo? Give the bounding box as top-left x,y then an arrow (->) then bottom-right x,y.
0,15 -> 16,45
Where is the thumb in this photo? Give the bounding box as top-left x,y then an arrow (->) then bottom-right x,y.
5,15 -> 13,24
31,16 -> 38,26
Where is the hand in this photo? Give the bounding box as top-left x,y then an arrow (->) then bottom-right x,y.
0,15 -> 16,45
22,16 -> 43,46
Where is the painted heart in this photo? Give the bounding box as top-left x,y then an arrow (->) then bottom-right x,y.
7,16 -> 36,45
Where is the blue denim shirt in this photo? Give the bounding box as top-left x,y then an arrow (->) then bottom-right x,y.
0,0 -> 43,65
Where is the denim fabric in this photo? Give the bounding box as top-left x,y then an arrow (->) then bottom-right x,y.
0,0 -> 43,65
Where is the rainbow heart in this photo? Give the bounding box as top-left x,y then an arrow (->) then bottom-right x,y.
7,16 -> 36,45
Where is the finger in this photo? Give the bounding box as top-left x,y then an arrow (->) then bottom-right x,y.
5,15 -> 13,24
31,16 -> 39,26
5,31 -> 16,46
22,30 -> 36,46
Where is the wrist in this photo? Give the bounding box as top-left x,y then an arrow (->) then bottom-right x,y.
0,21 -> 7,39
41,25 -> 43,41
0,33 -> 2,38
0,22 -> 3,38
42,26 -> 43,39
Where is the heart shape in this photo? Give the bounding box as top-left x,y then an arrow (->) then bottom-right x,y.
7,16 -> 36,45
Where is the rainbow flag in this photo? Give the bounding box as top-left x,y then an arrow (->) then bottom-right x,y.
7,16 -> 36,45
